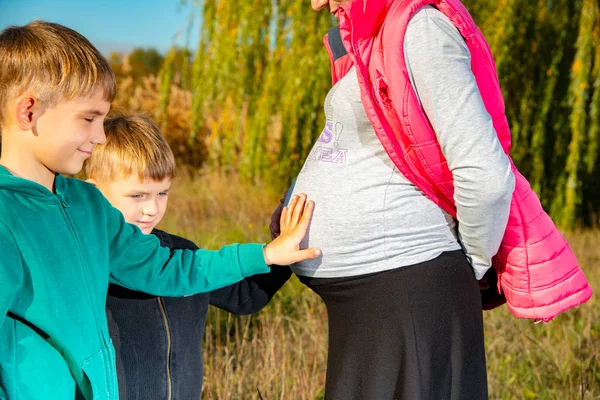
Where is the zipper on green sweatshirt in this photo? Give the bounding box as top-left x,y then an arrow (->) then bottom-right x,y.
58,198 -> 114,397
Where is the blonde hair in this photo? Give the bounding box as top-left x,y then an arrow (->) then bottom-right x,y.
86,113 -> 176,182
0,20 -> 116,125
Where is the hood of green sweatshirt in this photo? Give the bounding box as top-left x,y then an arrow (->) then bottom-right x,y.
0,165 -> 70,204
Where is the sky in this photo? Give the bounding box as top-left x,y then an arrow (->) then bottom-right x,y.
0,0 -> 201,55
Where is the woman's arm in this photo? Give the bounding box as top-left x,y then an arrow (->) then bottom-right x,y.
404,7 -> 515,279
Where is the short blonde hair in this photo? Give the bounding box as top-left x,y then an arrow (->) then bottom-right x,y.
0,20 -> 116,125
86,113 -> 176,182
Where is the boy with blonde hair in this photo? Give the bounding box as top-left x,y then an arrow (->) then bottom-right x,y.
86,113 -> 292,400
0,21 -> 318,399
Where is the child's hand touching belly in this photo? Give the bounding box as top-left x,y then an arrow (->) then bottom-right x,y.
263,193 -> 320,266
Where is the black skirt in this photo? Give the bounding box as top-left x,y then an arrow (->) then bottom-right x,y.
299,250 -> 488,400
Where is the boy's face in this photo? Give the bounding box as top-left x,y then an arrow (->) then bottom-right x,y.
95,175 -> 171,234
29,89 -> 110,176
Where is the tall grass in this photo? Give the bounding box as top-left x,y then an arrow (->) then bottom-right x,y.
158,172 -> 599,400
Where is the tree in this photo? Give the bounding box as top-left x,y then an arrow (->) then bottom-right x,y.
128,47 -> 165,81
159,0 -> 599,228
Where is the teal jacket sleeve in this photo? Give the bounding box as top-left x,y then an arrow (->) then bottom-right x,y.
105,200 -> 270,296
0,220 -> 24,329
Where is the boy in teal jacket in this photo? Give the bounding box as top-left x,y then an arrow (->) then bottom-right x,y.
0,21 -> 319,399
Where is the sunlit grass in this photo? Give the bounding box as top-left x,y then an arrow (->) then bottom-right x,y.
159,172 -> 599,400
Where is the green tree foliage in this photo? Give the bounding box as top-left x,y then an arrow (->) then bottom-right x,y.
157,47 -> 177,122
128,47 -> 165,80
161,0 -> 599,229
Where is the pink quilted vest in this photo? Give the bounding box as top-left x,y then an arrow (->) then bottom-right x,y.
325,0 -> 592,320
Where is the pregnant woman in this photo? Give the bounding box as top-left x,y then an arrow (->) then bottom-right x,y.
270,0 -> 592,399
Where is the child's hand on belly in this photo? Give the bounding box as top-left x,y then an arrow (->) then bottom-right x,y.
263,193 -> 320,265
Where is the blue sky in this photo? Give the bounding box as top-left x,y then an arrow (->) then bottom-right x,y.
0,0 -> 201,54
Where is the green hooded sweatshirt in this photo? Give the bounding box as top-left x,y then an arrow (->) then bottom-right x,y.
0,167 -> 269,399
